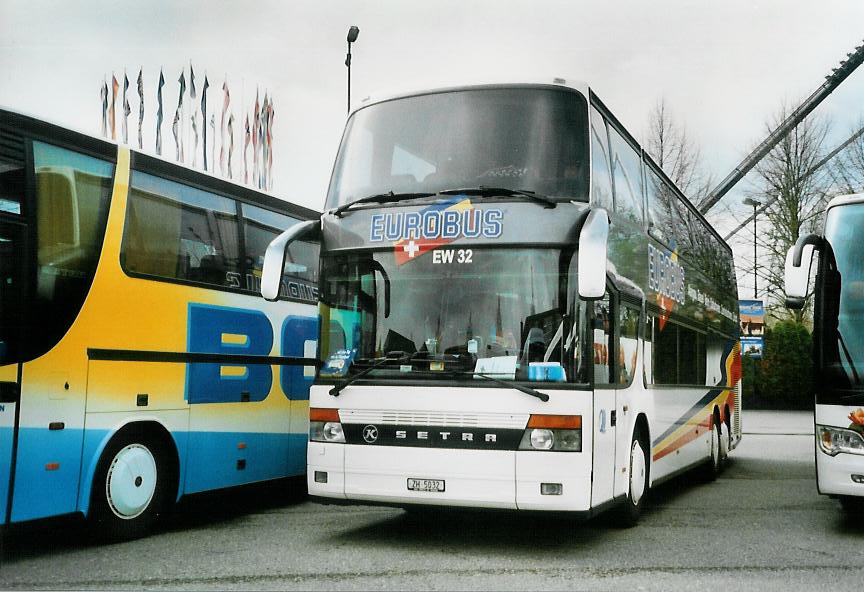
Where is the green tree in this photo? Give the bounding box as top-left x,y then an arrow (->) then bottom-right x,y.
742,320 -> 813,410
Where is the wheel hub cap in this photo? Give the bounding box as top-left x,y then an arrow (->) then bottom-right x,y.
630,440 -> 646,504
106,444 -> 157,519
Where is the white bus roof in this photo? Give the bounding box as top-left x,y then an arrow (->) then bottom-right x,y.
353,77 -> 591,115
827,192 -> 864,210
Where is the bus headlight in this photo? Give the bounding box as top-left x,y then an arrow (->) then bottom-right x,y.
519,415 -> 582,452
818,425 -> 864,457
310,408 -> 346,443
529,429 -> 554,450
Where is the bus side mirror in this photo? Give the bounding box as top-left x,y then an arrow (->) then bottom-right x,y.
578,209 -> 609,300
784,233 -> 821,310
261,219 -> 321,301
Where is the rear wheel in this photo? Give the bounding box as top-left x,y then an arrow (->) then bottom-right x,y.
702,414 -> 722,481
88,430 -> 173,541
720,415 -> 731,463
612,430 -> 649,528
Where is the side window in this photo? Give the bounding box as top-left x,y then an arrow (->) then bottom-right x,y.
122,170 -> 240,289
608,126 -> 643,226
31,141 -> 114,359
617,304 -> 640,385
652,316 -> 677,385
241,204 -> 319,303
643,314 -> 653,385
592,293 -> 612,384
650,315 -> 707,385
565,253 -> 588,383
589,107 -> 613,212
0,156 -> 24,215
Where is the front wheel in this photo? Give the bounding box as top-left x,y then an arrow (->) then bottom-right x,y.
88,431 -> 172,541
612,431 -> 649,528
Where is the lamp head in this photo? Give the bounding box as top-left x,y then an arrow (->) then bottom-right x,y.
347,26 -> 360,43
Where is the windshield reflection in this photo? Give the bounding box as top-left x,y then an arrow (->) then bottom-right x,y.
820,203 -> 864,397
319,247 -> 587,384
326,88 -> 589,210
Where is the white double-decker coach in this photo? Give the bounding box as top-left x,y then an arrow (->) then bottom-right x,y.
263,78 -> 742,523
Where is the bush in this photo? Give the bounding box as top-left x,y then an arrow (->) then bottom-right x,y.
741,320 -> 813,410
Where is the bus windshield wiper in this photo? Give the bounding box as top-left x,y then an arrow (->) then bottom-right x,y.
332,192 -> 435,217
438,186 -> 556,208
329,351 -> 408,396
443,369 -> 549,402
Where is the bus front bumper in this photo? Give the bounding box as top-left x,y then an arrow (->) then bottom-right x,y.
307,442 -> 593,511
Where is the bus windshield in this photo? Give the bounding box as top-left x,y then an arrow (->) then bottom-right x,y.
820,203 -> 864,399
320,247 -> 588,384
325,87 -> 589,210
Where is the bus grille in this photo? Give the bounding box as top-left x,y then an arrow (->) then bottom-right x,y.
338,409 -> 529,430
734,385 -> 742,437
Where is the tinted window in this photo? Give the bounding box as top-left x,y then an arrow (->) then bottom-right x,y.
242,203 -> 319,303
608,126 -> 643,225
31,141 -> 114,359
618,305 -> 640,384
0,157 -> 24,215
592,294 -> 612,384
122,171 -> 240,289
327,88 -> 590,206
650,315 -> 708,385
590,107 -> 613,211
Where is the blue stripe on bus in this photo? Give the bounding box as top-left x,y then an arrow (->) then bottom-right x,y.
4,427 -> 306,524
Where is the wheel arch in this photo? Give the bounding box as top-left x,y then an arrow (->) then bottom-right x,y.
78,419 -> 181,517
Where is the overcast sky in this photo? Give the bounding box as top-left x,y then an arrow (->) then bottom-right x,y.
2,0 -> 863,296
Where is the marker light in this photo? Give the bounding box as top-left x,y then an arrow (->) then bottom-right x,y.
818,425 -> 864,457
310,408 -> 345,443
519,415 -> 582,452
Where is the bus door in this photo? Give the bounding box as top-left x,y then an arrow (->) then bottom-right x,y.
591,293 -> 617,506
613,300 -> 641,499
0,219 -> 26,523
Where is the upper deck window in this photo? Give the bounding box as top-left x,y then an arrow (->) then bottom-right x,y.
326,87 -> 589,210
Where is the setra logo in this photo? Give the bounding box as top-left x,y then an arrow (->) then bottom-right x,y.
362,425 -> 379,444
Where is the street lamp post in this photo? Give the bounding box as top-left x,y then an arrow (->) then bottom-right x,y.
743,197 -> 762,299
345,26 -> 360,115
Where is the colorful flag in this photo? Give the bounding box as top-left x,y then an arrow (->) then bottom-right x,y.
137,68 -> 144,150
220,79 -> 230,176
109,74 -> 119,140
227,113 -> 235,179
172,110 -> 180,161
189,63 -> 198,167
176,70 -> 186,162
266,96 -> 274,189
210,113 -> 216,173
201,75 -> 210,171
252,90 -> 260,186
243,114 -> 250,184
122,72 -> 131,144
100,79 -> 108,137
156,69 -> 165,155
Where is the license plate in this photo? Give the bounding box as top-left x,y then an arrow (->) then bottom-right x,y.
407,478 -> 445,492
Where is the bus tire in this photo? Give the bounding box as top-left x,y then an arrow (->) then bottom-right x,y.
88,430 -> 172,541
702,412 -> 722,482
612,429 -> 649,528
720,411 -> 731,463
